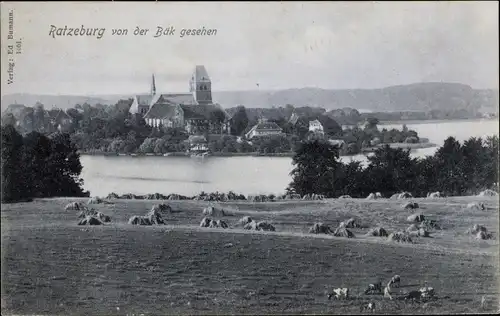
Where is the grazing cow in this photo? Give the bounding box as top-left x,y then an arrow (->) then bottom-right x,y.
404,290 -> 422,301
364,281 -> 383,295
327,288 -> 349,300
419,286 -> 435,299
388,274 -> 401,288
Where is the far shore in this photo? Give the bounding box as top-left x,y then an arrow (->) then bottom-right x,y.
379,117 -> 499,126
78,142 -> 437,158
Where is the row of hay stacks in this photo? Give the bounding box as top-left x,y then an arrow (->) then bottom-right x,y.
307,214 -> 444,243
100,189 -> 497,203
199,210 -> 276,232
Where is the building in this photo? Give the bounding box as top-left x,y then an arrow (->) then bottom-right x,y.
308,119 -> 324,134
188,135 -> 209,152
245,119 -> 283,139
129,65 -> 231,135
328,139 -> 346,148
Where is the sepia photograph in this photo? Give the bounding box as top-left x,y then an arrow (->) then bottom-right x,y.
1,1 -> 499,315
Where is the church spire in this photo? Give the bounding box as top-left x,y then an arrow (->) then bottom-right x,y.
151,74 -> 156,96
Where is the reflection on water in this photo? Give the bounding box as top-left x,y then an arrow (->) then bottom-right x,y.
81,119 -> 499,197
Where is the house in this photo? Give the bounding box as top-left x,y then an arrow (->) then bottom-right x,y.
245,119 -> 283,139
341,124 -> 356,131
309,119 -> 324,134
328,139 -> 346,148
48,108 -> 73,132
130,66 -> 231,135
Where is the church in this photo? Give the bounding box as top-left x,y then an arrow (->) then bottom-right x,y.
129,65 -> 231,135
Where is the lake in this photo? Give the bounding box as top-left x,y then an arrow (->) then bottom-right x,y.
80,119 -> 499,197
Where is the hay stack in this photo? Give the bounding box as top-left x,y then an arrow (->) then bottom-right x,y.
145,193 -> 168,200
366,192 -> 382,200
78,216 -> 103,226
128,208 -> 166,226
202,206 -> 227,216
243,221 -> 275,232
200,217 -> 212,228
391,192 -> 413,199
106,192 -> 120,199
65,202 -> 85,211
238,216 -> 253,226
466,202 -> 486,210
151,203 -> 172,213
388,231 -> 413,243
77,209 -> 111,222
128,216 -> 152,225
146,209 -> 166,225
427,191 -> 443,198
339,218 -> 363,228
87,196 -> 103,204
208,219 -> 229,229
419,220 -> 441,230
366,227 -> 388,237
284,194 -> 302,200
168,194 -> 182,200
332,227 -> 355,238
338,195 -> 352,199
407,214 -> 425,222
478,189 -> 498,197
402,202 -> 419,210
309,223 -> 333,234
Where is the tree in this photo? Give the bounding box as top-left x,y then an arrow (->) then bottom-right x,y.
1,126 -> 26,202
288,140 -> 343,197
230,105 -> 249,136
317,115 -> 342,136
365,145 -> 419,197
433,137 -> 465,196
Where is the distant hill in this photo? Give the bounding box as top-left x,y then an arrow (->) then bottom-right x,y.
2,82 -> 498,113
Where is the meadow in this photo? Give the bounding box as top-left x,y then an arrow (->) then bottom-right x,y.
1,196 -> 499,315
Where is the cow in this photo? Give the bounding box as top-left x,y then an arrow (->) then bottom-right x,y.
327,288 -> 349,300
364,281 -> 383,295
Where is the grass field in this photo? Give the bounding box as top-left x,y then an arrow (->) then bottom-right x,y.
1,196 -> 499,315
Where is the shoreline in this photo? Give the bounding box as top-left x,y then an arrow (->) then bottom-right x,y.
379,117 -> 499,126
78,142 -> 437,158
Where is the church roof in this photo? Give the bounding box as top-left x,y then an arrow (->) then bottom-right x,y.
251,121 -> 283,132
143,103 -> 176,119
156,93 -> 197,106
193,65 -> 211,82
136,94 -> 155,106
180,103 -> 227,120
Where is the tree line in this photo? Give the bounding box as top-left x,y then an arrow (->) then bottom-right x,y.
3,101 -> 423,156
288,135 -> 499,198
1,125 -> 88,203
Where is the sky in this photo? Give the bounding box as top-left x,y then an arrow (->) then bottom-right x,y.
1,2 -> 498,96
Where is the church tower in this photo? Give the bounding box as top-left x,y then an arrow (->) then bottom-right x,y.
151,74 -> 156,96
190,65 -> 212,105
